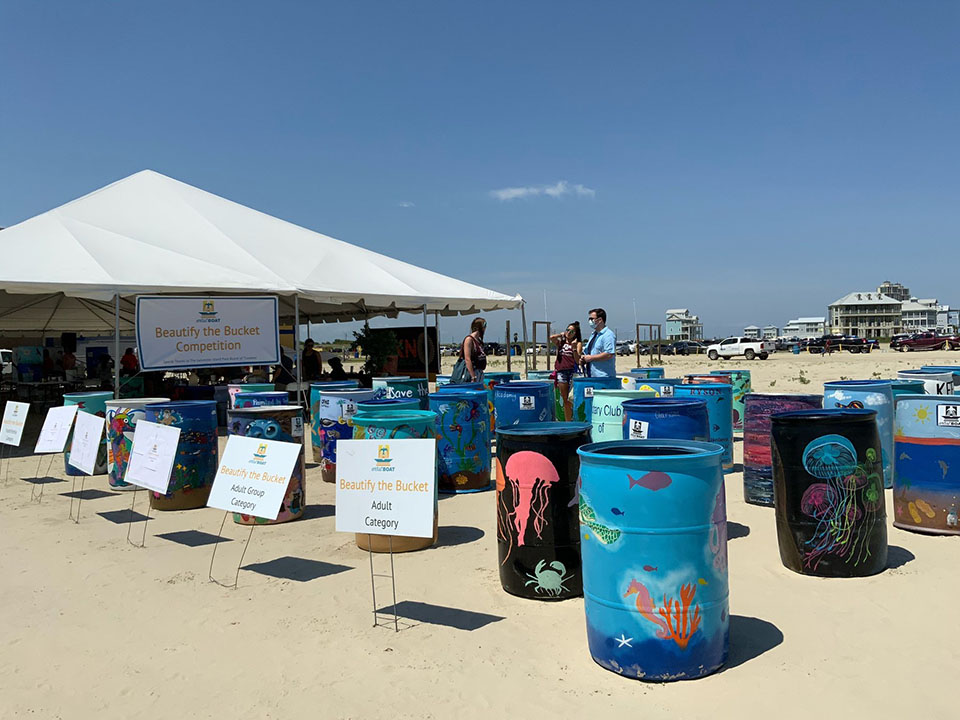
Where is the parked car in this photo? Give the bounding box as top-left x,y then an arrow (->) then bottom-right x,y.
484,342 -> 507,356
706,337 -> 775,361
890,332 -> 948,352
947,334 -> 960,351
668,340 -> 706,356
802,334 -> 870,353
615,341 -> 633,356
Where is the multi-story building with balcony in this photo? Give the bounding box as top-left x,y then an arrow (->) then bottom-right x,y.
665,309 -> 703,341
828,292 -> 902,337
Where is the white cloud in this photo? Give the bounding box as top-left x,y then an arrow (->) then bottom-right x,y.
397,201 -> 415,208
489,180 -> 596,202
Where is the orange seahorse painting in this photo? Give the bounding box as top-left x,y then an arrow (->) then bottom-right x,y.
624,579 -> 702,650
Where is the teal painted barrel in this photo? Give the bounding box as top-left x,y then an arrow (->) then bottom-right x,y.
890,379 -> 926,398
143,400 -> 219,510
227,382 -> 275,409
577,440 -> 729,680
435,382 -> 484,392
372,376 -> 430,410
63,391 -> 113,476
226,405 -> 306,525
590,389 -> 657,442
435,374 -> 452,386
355,398 -> 421,415
921,366 -> 960,395
316,388 -> 378,481
710,370 -> 752,432
429,389 -> 491,493
233,391 -> 290,409
484,372 -> 522,431
823,380 -> 894,487
105,397 -> 170,488
632,378 -> 684,397
526,371 -> 553,380
309,381 -> 360,461
897,369 -> 954,396
629,367 -> 666,379
352,410 -> 439,553
494,381 -> 555,426
572,377 -> 621,424
673,385 -> 734,472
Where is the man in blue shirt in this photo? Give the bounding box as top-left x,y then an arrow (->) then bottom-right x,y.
583,307 -> 616,377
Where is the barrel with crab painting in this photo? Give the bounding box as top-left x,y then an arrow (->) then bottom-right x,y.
63,391 -> 113,476
429,389 -> 491,493
710,370 -> 751,432
143,400 -> 219,511
576,439 -> 729,680
495,422 -> 592,600
771,409 -> 888,577
227,405 -> 306,524
105,397 -> 170,488
316,388 -> 378,482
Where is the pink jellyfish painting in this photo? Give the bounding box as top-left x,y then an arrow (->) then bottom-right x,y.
502,451 -> 560,553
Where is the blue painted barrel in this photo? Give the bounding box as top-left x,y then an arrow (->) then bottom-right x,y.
921,366 -> 960,395
710,370 -> 752,432
890,379 -> 926,398
372,376 -> 429,410
577,439 -> 729,680
823,380 -> 894,488
484,372 -> 522,430
309,381 -> 360,460
894,394 -> 960,534
227,382 -> 274,409
105,397 -> 170,488
435,382 -> 484,392
355,398 -> 421,415
430,389 -> 491,493
143,400 -> 219,510
494,381 -> 555,426
629,367 -> 665,379
226,405 -> 306,524
673,385 -> 734,472
621,398 -> 710,442
233,391 -> 290,409
897,369 -> 954,396
435,374 -> 452,386
572,377 -> 621,424
316,388 -> 378,481
632,378 -> 684,397
591,389 -> 657,442
63,391 -> 113,476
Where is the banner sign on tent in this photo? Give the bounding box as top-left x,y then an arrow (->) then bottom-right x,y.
136,296 -> 280,371
206,435 -> 302,521
124,420 -> 181,494
67,411 -> 106,476
35,405 -> 79,454
1,401 -> 30,446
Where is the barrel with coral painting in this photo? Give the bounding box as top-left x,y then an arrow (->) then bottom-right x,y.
143,400 -> 219,511
577,439 -> 728,680
893,394 -> 960,535
496,423 -> 592,600
571,376 -> 621,424
105,397 -> 170,488
227,405 -> 306,524
429,389 -> 491,493
710,370 -> 751,432
742,393 -> 822,506
771,409 -> 887,577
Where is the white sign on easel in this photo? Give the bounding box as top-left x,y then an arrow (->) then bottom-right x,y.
34,405 -> 79,454
1,401 -> 30,446
124,420 -> 181,494
335,439 -> 436,538
67,411 -> 106,476
206,435 -> 301,521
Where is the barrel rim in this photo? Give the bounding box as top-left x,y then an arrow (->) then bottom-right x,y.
897,369 -> 954,376
492,381 -> 554,390
371,376 -> 412,381
743,392 -> 823,401
351,410 -> 438,423
309,381 -> 360,388
227,404 -> 304,414
496,421 -> 592,437
591,388 -> 658,397
316,388 -> 378,397
577,438 -> 724,460
823,379 -> 894,387
63,390 -> 114,398
894,393 -> 960,404
105,397 -> 171,407
621,397 -> 708,409
770,408 -> 877,423
144,400 -> 217,409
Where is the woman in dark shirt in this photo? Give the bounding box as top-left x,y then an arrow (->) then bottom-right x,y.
458,318 -> 487,383
550,322 -> 582,420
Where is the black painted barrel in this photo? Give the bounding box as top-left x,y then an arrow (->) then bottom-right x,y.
771,409 -> 888,577
496,422 -> 592,600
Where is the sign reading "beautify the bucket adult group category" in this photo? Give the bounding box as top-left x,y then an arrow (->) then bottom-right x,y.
206,435 -> 302,521
136,296 -> 280,370
336,439 -> 436,538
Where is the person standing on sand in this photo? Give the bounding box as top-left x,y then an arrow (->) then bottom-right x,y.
455,317 -> 487,384
582,308 -> 616,378
551,322 -> 583,421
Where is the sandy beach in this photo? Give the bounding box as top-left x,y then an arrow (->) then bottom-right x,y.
2,349 -> 959,720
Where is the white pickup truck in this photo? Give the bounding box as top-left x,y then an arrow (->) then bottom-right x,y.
707,337 -> 775,361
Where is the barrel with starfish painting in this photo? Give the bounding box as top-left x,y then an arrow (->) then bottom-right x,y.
496,422 -> 592,600
576,439 -> 729,680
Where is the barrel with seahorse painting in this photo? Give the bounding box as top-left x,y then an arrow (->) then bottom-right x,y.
496,423 -> 591,600
576,439 -> 729,680
429,389 -> 491,493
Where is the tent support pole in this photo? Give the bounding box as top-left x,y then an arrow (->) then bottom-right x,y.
520,301 -> 529,377
433,311 -> 440,377
294,295 -> 303,409
422,304 -> 429,381
113,294 -> 120,399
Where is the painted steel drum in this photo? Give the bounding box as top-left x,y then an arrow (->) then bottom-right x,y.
316,388 -> 378,481
105,397 -> 170,488
890,379 -> 926,398
628,367 -> 666,379
63,391 -> 113,476
632,378 -> 684,397
897,369 -> 954,396
893,394 -> 960,534
493,381 -> 554,426
351,410 -> 439,553
429,389 -> 492,493
823,380 -> 894,487
309,381 -> 361,460
710,370 -> 751,432
496,423 -> 592,600
372,377 -> 429,410
742,393 -> 823,506
621,398 -> 710,442
355,398 -> 421,415
143,400 -> 219,511
771,409 -> 887,577
577,440 -> 728,681
673,385 -> 734,472
227,383 -> 274,409
233,391 -> 290,409
571,376 -> 621,424
921,366 -> 960,395
590,389 -> 657,442
226,405 -> 306,524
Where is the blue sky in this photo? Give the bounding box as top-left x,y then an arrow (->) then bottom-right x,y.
2,1 -> 958,342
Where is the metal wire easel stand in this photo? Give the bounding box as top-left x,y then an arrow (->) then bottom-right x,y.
125,485 -> 151,548
208,510 -> 255,589
368,534 -> 399,632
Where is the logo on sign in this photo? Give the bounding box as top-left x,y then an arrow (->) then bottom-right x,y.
248,443 -> 270,465
629,419 -> 649,439
373,444 -> 395,472
938,404 -> 960,427
520,395 -> 535,410
584,387 -> 594,398
198,299 -> 221,324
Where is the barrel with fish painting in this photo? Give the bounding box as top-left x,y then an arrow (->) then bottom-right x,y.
577,439 -> 729,680
710,369 -> 751,432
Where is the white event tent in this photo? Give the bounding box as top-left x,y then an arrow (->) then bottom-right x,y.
0,170 -> 526,390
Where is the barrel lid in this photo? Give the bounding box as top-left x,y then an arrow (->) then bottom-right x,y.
497,422 -> 591,437
577,438 -> 723,460
770,408 -> 877,423
823,379 -> 893,387
493,381 -> 552,390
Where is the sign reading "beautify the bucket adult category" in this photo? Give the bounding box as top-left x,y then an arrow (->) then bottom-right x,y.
136,296 -> 280,370
336,439 -> 436,537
